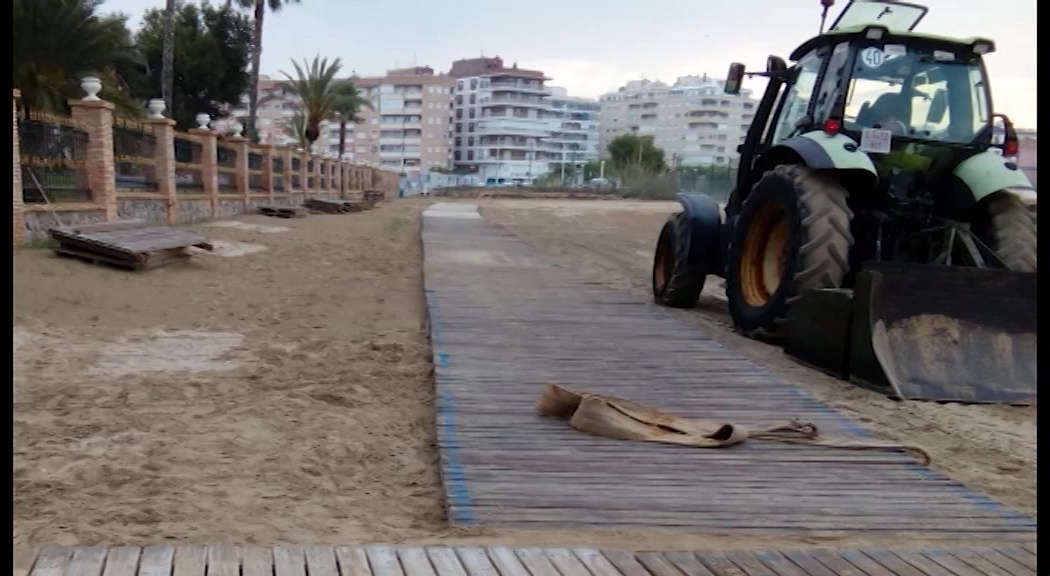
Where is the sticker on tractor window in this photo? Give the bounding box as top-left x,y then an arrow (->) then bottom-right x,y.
883,44 -> 907,58
860,128 -> 893,154
860,47 -> 887,68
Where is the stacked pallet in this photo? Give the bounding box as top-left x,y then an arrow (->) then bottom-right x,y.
257,204 -> 308,219
363,189 -> 386,203
303,198 -> 370,214
48,220 -> 214,271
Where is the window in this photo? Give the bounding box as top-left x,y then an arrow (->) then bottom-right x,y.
470,79 -> 478,90
455,137 -> 462,147
455,123 -> 462,133
456,80 -> 464,91
469,94 -> 476,105
455,95 -> 463,105
467,151 -> 475,161
814,43 -> 851,121
456,109 -> 463,119
468,109 -> 476,119
468,137 -> 474,146
845,46 -> 989,143
468,123 -> 475,133
454,151 -> 461,161
771,49 -> 824,143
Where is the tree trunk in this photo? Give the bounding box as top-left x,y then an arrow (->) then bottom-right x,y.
338,120 -> 348,194
161,0 -> 177,115
246,0 -> 266,143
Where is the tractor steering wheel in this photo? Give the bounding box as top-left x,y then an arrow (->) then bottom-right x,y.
881,120 -> 909,136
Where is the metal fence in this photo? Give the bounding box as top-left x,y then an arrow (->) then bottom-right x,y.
113,117 -> 158,192
18,109 -> 92,203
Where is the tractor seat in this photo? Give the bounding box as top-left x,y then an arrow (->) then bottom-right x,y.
856,93 -> 906,128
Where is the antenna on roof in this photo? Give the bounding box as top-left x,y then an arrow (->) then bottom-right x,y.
819,0 -> 836,34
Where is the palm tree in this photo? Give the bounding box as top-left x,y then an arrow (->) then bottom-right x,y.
235,0 -> 302,143
161,0 -> 177,115
13,0 -> 143,116
330,78 -> 373,159
271,56 -> 357,149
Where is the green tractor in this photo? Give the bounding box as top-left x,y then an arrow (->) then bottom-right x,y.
651,0 -> 1036,404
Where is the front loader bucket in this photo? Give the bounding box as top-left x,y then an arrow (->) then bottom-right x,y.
849,262 -> 1037,404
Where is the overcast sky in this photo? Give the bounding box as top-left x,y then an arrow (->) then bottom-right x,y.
101,0 -> 1037,127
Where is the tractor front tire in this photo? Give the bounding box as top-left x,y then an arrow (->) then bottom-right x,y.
653,211 -> 705,308
979,195 -> 1037,272
725,165 -> 854,338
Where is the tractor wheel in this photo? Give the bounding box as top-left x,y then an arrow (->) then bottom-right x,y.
725,165 -> 854,338
652,211 -> 705,308
977,195 -> 1037,272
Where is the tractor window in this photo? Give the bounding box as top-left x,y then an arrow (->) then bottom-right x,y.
813,42 -> 851,122
771,49 -> 823,143
842,46 -> 988,145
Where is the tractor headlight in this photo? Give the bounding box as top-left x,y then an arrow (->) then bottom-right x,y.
864,26 -> 887,40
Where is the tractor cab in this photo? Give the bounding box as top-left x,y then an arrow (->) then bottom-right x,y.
724,0 -> 1009,207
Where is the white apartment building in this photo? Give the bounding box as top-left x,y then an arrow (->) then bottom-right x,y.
449,57 -> 556,185
232,67 -> 453,174
599,75 -> 759,167
545,87 -> 601,170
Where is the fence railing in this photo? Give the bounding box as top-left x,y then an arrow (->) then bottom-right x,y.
12,86 -> 399,244
17,108 -> 92,204
113,116 -> 159,193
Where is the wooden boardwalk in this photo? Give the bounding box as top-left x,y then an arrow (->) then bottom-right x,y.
421,203 -> 1036,536
25,544 -> 1038,576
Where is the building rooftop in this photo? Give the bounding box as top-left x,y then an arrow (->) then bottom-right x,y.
448,56 -> 549,80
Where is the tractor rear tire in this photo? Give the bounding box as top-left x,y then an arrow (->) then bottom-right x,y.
652,211 -> 705,308
980,195 -> 1037,272
725,165 -> 854,338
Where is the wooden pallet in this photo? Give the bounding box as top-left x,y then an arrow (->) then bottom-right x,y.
303,198 -> 371,214
364,188 -> 387,203
258,204 -> 308,219
22,544 -> 1038,576
48,220 -> 213,271
420,203 -> 1037,536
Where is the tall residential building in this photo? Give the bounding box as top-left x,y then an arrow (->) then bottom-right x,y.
598,75 -> 759,166
232,67 -> 454,174
449,56 -> 554,185
348,66 -> 454,172
545,87 -> 601,169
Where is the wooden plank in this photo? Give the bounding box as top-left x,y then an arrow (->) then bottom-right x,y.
31,547 -> 73,576
335,547 -> 374,576
722,552 -> 783,576
600,550 -> 662,576
52,220 -> 150,234
138,545 -> 175,576
172,546 -> 208,576
991,545 -> 1037,573
242,547 -> 275,576
273,546 -> 306,576
427,547 -> 470,576
544,549 -> 597,576
684,551 -> 750,576
512,549 -> 561,576
972,547 -> 1035,576
827,550 -> 898,576
66,547 -> 107,576
856,550 -> 927,576
945,549 -> 1016,576
485,548 -> 534,576
744,551 -> 814,576
366,546 -> 406,576
884,550 -> 958,576
920,549 -> 996,576
304,546 -> 340,576
399,548 -> 439,576
101,547 -> 141,576
571,550 -> 627,576
776,550 -> 839,576
659,551 -> 717,576
454,547 -> 502,576
207,546 -> 241,576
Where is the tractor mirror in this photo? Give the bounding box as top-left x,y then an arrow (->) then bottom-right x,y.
927,89 -> 948,124
766,56 -> 788,75
725,63 -> 746,95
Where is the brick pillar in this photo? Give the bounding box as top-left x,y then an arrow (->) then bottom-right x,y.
13,89 -> 24,244
69,98 -> 117,221
189,127 -> 218,218
261,144 -> 274,201
227,136 -> 250,210
145,116 -> 177,224
281,147 -> 293,196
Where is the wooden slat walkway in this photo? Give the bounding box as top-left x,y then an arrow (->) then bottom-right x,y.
421,203 -> 1036,536
25,544 -> 1039,576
